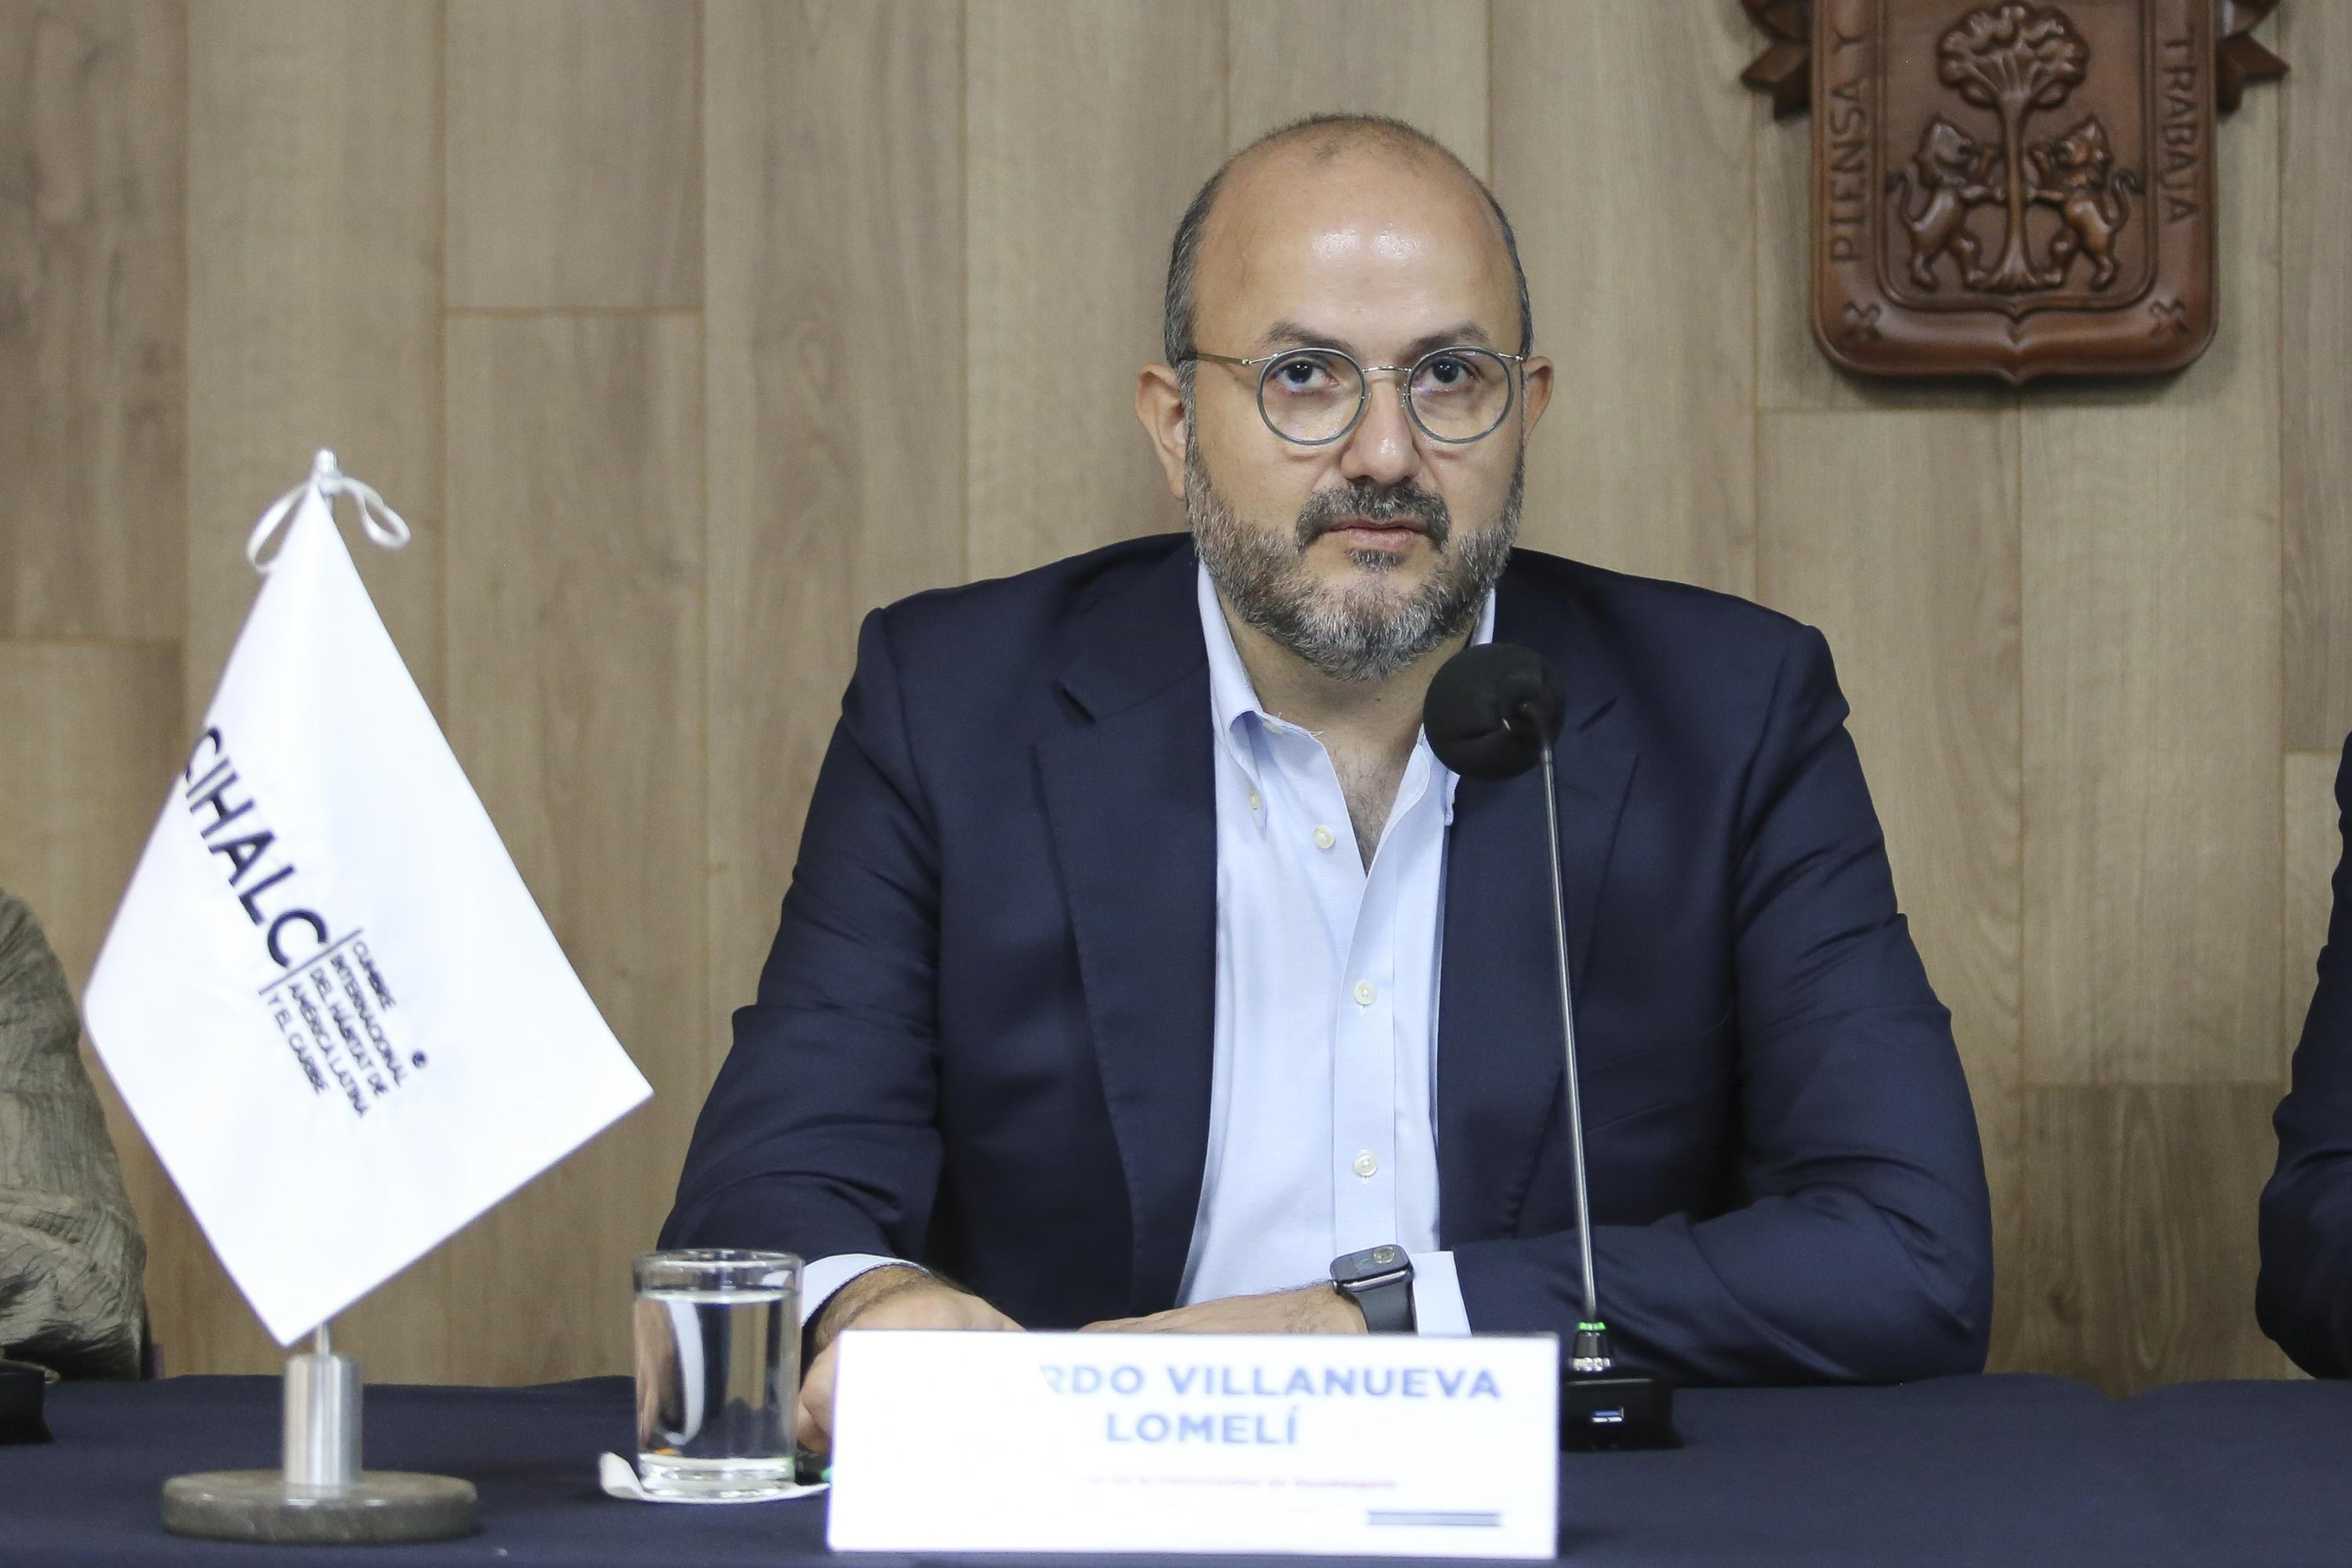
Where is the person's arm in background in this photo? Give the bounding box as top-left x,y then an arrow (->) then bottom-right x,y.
0,891 -> 145,1377
2258,734 -> 2352,1379
1451,627 -> 1994,1383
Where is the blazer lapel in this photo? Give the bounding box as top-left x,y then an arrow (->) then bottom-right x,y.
1436,572 -> 1636,1243
1036,543 -> 1218,1315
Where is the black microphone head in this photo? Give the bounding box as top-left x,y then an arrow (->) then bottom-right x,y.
1423,642 -> 1566,781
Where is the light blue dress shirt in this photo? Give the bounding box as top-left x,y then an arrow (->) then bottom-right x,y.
800,564 -> 1493,1336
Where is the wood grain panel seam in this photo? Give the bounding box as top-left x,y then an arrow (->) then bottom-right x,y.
2274,44 -> 2285,858
2011,400 -> 2027,1108
172,0 -> 192,655
2286,752 -> 2305,1072
1748,74 -> 1762,456
1746,61 -> 1760,604
960,0 -> 972,583
2267,71 -> 2288,1069
691,119 -> 712,1227
2013,1079 -> 2288,1091
960,0 -> 971,577
2273,56 -> 2288,783
1221,0 -> 1231,152
1733,19 -> 1767,590
1758,403 -> 2027,431
437,0 -> 451,724
444,306 -> 702,319
1753,406 -> 2017,428
1483,0 -> 1494,203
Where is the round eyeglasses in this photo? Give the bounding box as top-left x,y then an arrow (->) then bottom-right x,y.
1181,344 -> 1526,447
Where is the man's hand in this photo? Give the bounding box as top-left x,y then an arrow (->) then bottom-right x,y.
797,1268 -> 1018,1454
1080,1284 -> 1365,1335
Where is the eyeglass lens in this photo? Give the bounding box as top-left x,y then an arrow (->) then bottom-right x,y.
1255,348 -> 1514,445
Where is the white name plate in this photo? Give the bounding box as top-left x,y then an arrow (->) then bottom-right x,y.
826,1331 -> 1559,1558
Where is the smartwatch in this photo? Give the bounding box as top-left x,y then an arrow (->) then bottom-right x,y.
1330,1245 -> 1415,1333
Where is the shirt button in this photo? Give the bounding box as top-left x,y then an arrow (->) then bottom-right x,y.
1312,825 -> 1337,851
1353,980 -> 1376,1007
1353,1151 -> 1379,1179
1248,790 -> 1261,813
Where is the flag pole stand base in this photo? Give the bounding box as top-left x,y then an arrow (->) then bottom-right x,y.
161,1330 -> 477,1545
162,1468 -> 480,1544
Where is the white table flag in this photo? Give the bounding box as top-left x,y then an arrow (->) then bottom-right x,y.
85,452 -> 652,1344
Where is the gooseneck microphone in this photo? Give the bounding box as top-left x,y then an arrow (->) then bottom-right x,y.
1425,648 -> 1601,1359
1425,643 -> 1675,1450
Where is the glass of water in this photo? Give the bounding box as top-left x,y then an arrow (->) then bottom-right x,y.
632,1249 -> 801,1499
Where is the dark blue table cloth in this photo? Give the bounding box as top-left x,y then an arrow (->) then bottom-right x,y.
5,1374 -> 2347,1565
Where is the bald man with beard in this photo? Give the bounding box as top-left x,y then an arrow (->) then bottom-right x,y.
666,114 -> 1993,1451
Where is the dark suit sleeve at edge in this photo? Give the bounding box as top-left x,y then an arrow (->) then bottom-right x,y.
1451,626 -> 1996,1385
2257,734 -> 2352,1379
660,610 -> 946,1262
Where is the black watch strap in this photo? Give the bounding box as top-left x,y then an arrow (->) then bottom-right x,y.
1330,1245 -> 1416,1334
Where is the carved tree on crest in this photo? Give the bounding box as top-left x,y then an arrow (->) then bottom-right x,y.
1938,4 -> 2089,291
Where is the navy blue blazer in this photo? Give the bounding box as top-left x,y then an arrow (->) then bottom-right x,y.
2259,733 -> 2352,1378
664,535 -> 1993,1384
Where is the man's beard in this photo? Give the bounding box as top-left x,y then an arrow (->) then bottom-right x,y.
1187,435 -> 1522,683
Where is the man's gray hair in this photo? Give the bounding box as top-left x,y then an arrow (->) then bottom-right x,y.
1160,113 -> 1534,380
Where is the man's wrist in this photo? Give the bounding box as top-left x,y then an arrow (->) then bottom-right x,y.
1325,1283 -> 1368,1333
810,1264 -> 936,1352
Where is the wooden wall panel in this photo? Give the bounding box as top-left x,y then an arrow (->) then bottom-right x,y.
2283,750 -> 2342,1080
2013,1086 -> 2295,1396
187,0 -> 442,720
1490,1 -> 1753,592
442,314 -> 703,1382
0,0 -> 183,641
1757,408 -> 2024,1361
445,0 -> 700,310
0,1 -> 2320,1398
703,0 -> 965,1087
1225,0 -> 1487,169
2019,88 -> 2283,1086
2281,1 -> 2352,750
964,2 -> 1224,579
0,643 -> 177,1007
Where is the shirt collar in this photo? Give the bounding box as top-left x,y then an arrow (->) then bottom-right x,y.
1195,561 -> 1497,815
1199,564 -> 1265,767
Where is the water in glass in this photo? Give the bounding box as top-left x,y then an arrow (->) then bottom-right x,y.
634,1271 -> 798,1498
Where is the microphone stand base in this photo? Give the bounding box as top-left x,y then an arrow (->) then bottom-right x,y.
1559,1373 -> 1679,1451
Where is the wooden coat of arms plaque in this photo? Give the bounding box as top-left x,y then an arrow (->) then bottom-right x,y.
1798,1 -> 2244,382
